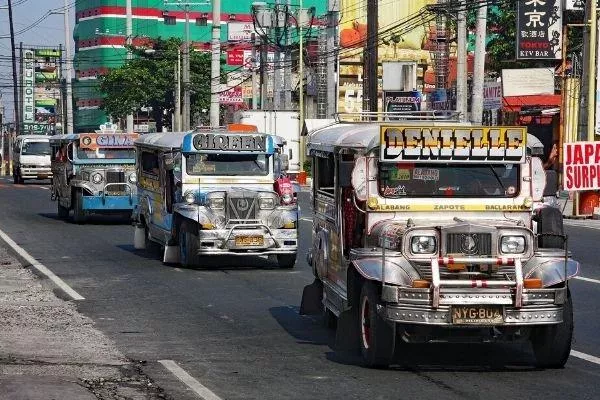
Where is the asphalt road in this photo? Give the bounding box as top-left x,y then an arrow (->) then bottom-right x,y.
0,178 -> 599,400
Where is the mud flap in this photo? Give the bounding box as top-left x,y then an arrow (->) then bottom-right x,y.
334,308 -> 360,351
133,225 -> 146,250
299,279 -> 323,315
163,245 -> 180,264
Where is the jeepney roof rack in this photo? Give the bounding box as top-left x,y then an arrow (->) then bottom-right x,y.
335,110 -> 462,123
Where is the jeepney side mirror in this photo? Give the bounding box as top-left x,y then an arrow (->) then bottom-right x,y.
351,156 -> 369,201
66,143 -> 74,162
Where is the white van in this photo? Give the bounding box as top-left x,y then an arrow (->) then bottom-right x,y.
13,135 -> 52,184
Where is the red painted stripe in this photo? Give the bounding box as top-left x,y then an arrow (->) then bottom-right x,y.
481,280 -> 487,288
471,280 -> 477,288
77,36 -> 153,49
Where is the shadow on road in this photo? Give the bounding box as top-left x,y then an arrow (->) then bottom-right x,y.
38,212 -> 132,226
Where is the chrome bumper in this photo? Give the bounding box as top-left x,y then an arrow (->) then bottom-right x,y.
195,224 -> 297,256
21,167 -> 52,179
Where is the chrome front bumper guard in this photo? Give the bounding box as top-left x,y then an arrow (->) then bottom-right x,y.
101,182 -> 133,205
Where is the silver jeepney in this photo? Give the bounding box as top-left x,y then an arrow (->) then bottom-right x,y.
300,118 -> 578,368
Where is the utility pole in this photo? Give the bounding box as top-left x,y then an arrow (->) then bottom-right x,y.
63,0 -> 74,134
284,0 -> 292,109
363,0 -> 378,117
326,0 -> 339,118
273,0 -> 282,110
471,2 -> 487,124
587,1 -> 597,141
183,5 -> 191,130
260,34 -> 267,110
456,0 -> 467,122
252,33 -> 259,110
8,0 -> 20,137
174,48 -> 181,131
126,0 -> 134,133
209,0 -> 221,128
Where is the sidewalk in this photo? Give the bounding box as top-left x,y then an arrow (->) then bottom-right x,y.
0,244 -> 169,399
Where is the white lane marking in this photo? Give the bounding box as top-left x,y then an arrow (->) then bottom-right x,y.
571,350 -> 600,366
574,276 -> 600,284
300,217 -> 312,222
0,227 -> 84,301
159,360 -> 222,400
38,186 -> 49,190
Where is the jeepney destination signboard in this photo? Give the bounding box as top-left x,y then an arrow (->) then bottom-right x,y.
563,141 -> 600,191
193,133 -> 267,152
380,126 -> 527,163
80,133 -> 138,149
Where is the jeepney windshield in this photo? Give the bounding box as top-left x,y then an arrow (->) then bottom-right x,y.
185,153 -> 269,176
378,162 -> 520,198
77,147 -> 135,160
22,141 -> 51,156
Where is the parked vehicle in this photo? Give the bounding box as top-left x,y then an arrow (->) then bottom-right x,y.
300,117 -> 579,368
132,125 -> 298,268
12,135 -> 52,183
49,130 -> 138,223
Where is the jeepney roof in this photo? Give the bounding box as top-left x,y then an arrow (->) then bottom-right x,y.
16,134 -> 52,141
307,122 -> 542,156
48,133 -> 80,143
134,132 -> 188,151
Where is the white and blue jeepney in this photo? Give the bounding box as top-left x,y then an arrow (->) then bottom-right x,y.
49,129 -> 138,223
132,127 -> 298,268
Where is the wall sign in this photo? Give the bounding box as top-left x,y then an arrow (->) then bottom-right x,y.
22,50 -> 35,123
380,126 -> 527,163
563,142 -> 600,191
80,133 -> 138,149
192,134 -> 267,152
516,0 -> 562,60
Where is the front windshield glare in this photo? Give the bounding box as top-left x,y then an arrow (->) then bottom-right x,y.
22,141 -> 51,156
378,163 -> 519,198
77,148 -> 135,160
186,153 -> 269,176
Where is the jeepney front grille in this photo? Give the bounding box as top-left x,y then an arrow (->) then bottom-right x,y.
446,233 -> 492,256
105,171 -> 127,194
227,196 -> 257,221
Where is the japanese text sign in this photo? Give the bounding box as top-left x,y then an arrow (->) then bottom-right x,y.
79,134 -> 138,150
516,0 -> 562,60
563,142 -> 600,191
380,126 -> 527,164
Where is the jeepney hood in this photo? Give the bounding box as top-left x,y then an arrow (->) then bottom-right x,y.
181,182 -> 275,196
19,154 -> 50,166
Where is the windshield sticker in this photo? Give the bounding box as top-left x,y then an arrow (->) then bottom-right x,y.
506,186 -> 517,195
413,168 -> 440,181
380,126 -> 526,163
191,162 -> 216,173
382,185 -> 407,196
390,169 -> 411,181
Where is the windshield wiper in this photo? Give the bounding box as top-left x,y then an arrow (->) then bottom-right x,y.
489,165 -> 506,194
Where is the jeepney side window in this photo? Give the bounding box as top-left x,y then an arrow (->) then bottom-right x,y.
315,154 -> 335,196
141,151 -> 160,178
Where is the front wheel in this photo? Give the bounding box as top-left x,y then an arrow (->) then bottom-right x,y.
277,253 -> 297,269
179,224 -> 199,268
531,288 -> 573,368
359,281 -> 395,368
72,190 -> 85,224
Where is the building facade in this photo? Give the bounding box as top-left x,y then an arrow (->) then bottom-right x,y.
73,0 -> 327,133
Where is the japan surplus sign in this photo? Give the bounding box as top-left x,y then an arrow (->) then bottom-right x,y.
516,0 -> 562,60
563,142 -> 600,191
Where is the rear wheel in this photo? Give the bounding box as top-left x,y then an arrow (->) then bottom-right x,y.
277,253 -> 297,269
179,224 -> 199,268
72,190 -> 85,224
531,288 -> 573,368
359,281 -> 395,368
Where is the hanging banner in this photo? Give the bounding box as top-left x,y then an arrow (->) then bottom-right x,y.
516,0 -> 562,60
22,50 -> 35,123
563,142 -> 600,191
384,91 -> 422,113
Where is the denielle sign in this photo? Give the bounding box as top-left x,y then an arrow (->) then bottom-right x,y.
22,50 -> 35,123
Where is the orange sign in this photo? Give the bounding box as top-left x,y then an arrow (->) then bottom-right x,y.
79,133 -> 138,150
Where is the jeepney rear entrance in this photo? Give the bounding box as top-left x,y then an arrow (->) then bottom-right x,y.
301,122 -> 578,369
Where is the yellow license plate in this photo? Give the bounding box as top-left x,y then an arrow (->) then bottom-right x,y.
452,306 -> 503,325
235,235 -> 264,246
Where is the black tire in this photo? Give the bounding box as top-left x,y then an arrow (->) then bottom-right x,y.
323,307 -> 338,329
537,207 -> 564,249
72,190 -> 85,224
12,171 -> 18,184
531,288 -> 573,368
57,199 -> 69,219
277,253 -> 297,269
179,224 -> 199,268
359,281 -> 395,368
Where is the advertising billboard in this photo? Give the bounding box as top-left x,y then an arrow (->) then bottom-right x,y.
516,0 -> 562,60
337,0 -> 434,114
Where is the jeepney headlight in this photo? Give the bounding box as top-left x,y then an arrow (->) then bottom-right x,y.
259,197 -> 276,210
208,197 -> 225,210
184,191 -> 196,204
91,172 -> 103,184
501,236 -> 526,254
411,236 -> 437,254
128,172 -> 137,183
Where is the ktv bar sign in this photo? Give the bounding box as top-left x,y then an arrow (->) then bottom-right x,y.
380,126 -> 527,163
563,142 -> 600,191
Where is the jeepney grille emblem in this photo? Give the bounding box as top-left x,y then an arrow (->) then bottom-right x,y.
447,233 -> 491,256
228,197 -> 257,220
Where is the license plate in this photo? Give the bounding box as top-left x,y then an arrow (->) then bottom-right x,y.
235,235 -> 264,246
452,305 -> 503,325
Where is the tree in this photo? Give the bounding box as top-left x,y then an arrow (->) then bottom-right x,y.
100,37 -> 212,132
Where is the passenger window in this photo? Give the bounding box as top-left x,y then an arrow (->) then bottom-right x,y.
315,155 -> 335,196
141,151 -> 160,177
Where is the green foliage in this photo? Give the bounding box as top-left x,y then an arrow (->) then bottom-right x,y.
99,37 -> 212,131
